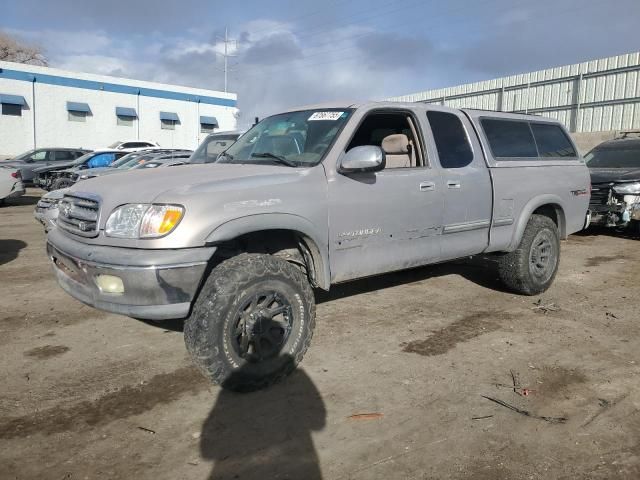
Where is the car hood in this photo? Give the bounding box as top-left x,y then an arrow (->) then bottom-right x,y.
589,167 -> 640,184
70,163 -> 314,205
32,161 -> 77,174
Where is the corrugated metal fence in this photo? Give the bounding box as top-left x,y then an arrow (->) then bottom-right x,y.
389,52 -> 640,133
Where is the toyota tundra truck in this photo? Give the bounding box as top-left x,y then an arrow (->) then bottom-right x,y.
46,102 -> 590,390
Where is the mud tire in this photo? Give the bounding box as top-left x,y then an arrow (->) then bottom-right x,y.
184,253 -> 316,392
497,214 -> 560,295
51,177 -> 74,191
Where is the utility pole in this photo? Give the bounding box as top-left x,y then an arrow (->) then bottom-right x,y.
217,27 -> 237,93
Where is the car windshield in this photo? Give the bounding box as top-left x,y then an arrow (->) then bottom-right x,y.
110,153 -> 141,168
118,154 -> 156,169
220,109 -> 352,167
190,134 -> 240,164
72,152 -> 99,166
585,146 -> 640,168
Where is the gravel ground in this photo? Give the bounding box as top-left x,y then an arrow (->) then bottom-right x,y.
1,189 -> 639,480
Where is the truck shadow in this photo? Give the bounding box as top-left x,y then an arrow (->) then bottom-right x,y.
316,256 -> 508,304
0,239 -> 28,266
140,257 -> 507,333
576,226 -> 640,241
199,357 -> 326,480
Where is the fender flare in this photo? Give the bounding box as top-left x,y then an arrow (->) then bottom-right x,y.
509,194 -> 567,251
205,213 -> 330,290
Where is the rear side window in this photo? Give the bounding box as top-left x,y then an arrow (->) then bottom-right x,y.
530,123 -> 576,157
54,150 -> 76,161
427,111 -> 473,168
481,119 -> 538,158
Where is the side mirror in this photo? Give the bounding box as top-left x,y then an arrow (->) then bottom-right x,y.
339,146 -> 385,173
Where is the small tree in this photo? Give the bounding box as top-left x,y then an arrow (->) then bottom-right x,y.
0,31 -> 48,66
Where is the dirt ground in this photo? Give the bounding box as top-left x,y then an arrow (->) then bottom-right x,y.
1,189 -> 640,480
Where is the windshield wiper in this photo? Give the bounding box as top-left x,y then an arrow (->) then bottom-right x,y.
251,152 -> 298,167
217,151 -> 234,163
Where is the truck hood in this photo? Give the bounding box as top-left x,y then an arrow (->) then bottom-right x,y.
69,163 -> 313,205
589,167 -> 640,184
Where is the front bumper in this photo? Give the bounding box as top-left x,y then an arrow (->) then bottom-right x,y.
46,228 -> 215,320
34,205 -> 58,231
5,181 -> 24,199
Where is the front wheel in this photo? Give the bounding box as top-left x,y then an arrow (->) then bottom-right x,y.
184,253 -> 316,392
497,214 -> 560,295
51,177 -> 74,190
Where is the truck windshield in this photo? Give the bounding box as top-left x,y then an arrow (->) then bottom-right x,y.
585,146 -> 640,168
220,109 -> 352,167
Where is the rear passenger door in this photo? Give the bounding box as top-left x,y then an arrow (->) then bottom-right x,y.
424,108 -> 492,259
52,150 -> 77,162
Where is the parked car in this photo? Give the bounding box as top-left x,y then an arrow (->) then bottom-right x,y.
34,187 -> 67,231
46,102 -> 590,391
74,150 -> 192,182
0,167 -> 24,204
1,148 -> 90,185
586,135 -> 640,233
108,140 -> 160,152
189,131 -> 242,164
33,150 -> 127,190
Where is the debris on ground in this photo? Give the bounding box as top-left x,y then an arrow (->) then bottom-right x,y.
605,312 -> 619,320
471,415 -> 494,420
137,426 -> 156,434
494,370 -> 536,396
348,413 -> 384,420
532,299 -> 561,314
481,395 -> 567,424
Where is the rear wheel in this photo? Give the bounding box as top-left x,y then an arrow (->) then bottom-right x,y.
497,214 -> 560,295
184,253 -> 316,392
51,177 -> 74,190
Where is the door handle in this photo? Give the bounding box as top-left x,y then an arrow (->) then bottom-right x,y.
447,180 -> 461,189
419,181 -> 435,192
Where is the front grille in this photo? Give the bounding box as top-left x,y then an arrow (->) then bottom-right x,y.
57,193 -> 100,237
589,184 -> 612,207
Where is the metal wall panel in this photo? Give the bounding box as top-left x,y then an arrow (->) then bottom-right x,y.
389,52 -> 640,133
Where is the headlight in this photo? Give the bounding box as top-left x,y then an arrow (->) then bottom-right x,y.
105,204 -> 184,238
613,182 -> 640,195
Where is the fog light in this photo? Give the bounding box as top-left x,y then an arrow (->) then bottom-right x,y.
95,274 -> 125,294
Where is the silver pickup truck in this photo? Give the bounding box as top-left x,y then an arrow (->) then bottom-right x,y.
46,102 -> 590,390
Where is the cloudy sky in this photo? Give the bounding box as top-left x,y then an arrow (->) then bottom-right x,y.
4,0 -> 640,128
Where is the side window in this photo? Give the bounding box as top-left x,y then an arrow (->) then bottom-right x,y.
427,111 -> 473,168
347,112 -> 423,169
53,150 -> 75,161
30,150 -> 47,161
2,104 -> 21,116
530,123 -> 577,158
481,119 -> 538,158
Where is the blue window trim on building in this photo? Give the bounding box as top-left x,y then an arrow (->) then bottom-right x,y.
0,67 -> 236,107
200,115 -> 218,127
67,101 -> 91,113
160,111 -> 179,121
116,106 -> 137,117
0,94 -> 26,105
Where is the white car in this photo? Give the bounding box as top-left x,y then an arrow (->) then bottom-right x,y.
0,166 -> 25,204
107,140 -> 160,152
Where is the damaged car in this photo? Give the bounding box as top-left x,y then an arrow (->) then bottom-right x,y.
586,135 -> 640,233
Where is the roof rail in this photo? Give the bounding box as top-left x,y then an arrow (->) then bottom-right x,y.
616,129 -> 640,139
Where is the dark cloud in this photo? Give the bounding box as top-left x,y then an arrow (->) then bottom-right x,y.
241,32 -> 303,66
355,32 -> 433,69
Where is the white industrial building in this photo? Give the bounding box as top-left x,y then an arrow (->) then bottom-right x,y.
390,51 -> 640,152
0,61 -> 238,157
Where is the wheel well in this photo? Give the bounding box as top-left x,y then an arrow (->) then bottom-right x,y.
533,204 -> 566,238
211,229 -> 326,289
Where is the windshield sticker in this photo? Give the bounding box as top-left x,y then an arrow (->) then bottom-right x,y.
308,111 -> 344,121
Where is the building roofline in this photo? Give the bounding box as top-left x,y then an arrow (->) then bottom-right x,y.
0,60 -> 236,108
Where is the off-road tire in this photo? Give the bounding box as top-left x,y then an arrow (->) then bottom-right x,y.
184,253 -> 316,392
497,214 -> 560,295
51,177 -> 74,191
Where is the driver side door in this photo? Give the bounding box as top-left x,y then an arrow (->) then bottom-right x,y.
327,108 -> 443,283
